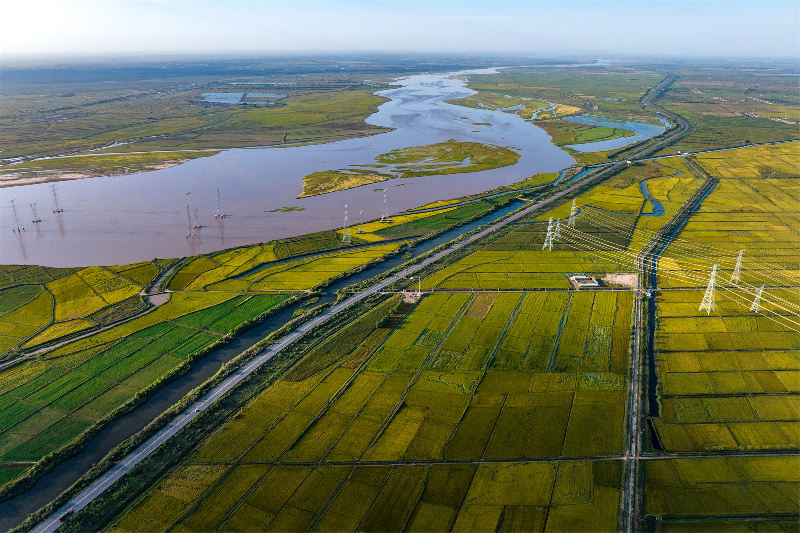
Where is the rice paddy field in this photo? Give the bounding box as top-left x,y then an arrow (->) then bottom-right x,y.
0,261 -> 162,355
0,291 -> 290,487
419,205 -> 643,291
103,289 -> 635,532
644,143 -> 800,529
0,232 -> 410,493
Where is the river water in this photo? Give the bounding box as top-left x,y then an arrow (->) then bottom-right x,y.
563,114 -> 668,153
1,69 -> 576,267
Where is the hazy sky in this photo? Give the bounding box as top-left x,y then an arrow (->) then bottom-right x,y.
3,0 -> 798,59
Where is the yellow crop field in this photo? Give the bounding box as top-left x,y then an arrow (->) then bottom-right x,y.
696,142 -> 800,178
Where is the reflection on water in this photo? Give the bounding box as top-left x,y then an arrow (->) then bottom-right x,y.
1,68 -> 576,267
562,114 -> 667,153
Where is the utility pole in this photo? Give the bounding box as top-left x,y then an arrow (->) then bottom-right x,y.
699,264 -> 718,314
215,187 -> 226,219
10,200 -> 24,232
379,189 -> 391,223
357,210 -> 365,234
186,205 -> 195,238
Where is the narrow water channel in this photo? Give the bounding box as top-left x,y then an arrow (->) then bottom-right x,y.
645,184 -> 717,421
0,201 -> 522,530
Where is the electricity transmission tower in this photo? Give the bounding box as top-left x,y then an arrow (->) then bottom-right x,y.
342,204 -> 351,243
542,217 -> 554,251
750,285 -> 764,313
50,184 -> 64,213
30,203 -> 42,223
186,206 -> 195,238
357,210 -> 365,234
568,200 -> 577,228
731,249 -> 744,284
10,200 -> 23,232
699,264 -> 718,314
193,208 -> 201,229
379,190 -> 391,223
554,219 -> 561,240
215,187 -> 226,219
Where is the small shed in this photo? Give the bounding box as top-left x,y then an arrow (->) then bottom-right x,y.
569,275 -> 599,289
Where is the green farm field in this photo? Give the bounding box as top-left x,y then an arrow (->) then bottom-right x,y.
101,289 -> 635,532
651,69 -> 800,156
0,292 -> 289,482
0,262 -> 161,354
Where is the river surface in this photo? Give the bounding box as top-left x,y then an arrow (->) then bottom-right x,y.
563,114 -> 668,153
1,69 -> 576,267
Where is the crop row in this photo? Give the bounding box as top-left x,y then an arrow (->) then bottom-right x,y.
0,293 -> 289,473
645,456 -> 799,518
110,459 -> 623,533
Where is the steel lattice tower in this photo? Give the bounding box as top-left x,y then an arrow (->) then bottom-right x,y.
30,203 -> 42,223
215,187 -> 226,219
542,217 -> 554,251
50,184 -> 63,213
186,205 -> 195,238
731,249 -> 744,284
342,204 -> 351,243
750,285 -> 764,313
554,219 -> 561,240
699,264 -> 718,314
10,200 -> 23,232
568,200 -> 577,228
379,190 -> 391,223
357,210 -> 365,234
